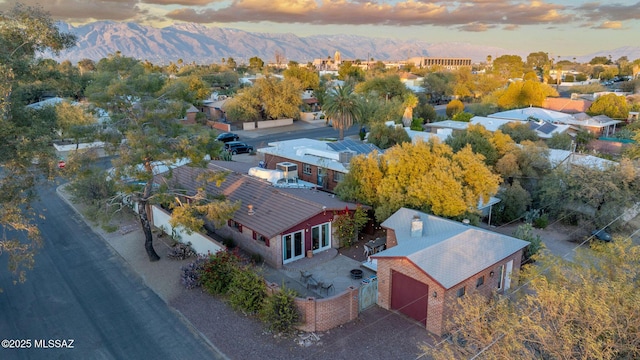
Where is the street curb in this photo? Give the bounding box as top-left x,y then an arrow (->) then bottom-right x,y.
55,184 -> 230,360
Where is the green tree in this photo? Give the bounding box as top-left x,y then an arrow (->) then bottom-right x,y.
260,287 -> 300,334
546,132 -> 572,150
414,97 -> 437,123
587,93 -> 629,120
424,238 -> 640,359
452,112 -> 473,122
423,72 -> 455,103
282,64 -> 319,90
513,222 -> 543,261
0,3 -> 76,286
498,122 -> 539,143
492,55 -> 525,80
526,51 -> 550,74
354,75 -> 408,101
365,122 -> 411,150
445,124 -> 499,165
589,56 -> 611,65
536,158 -> 638,229
248,56 -> 264,71
337,61 -> 365,82
55,101 -> 97,149
225,76 -> 302,122
85,55 -> 239,261
494,180 -> 531,224
323,84 -> 360,140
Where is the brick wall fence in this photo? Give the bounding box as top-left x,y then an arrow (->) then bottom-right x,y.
266,282 -> 359,332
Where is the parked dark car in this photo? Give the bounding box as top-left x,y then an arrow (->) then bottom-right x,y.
591,229 -> 612,242
216,132 -> 239,143
224,141 -> 254,155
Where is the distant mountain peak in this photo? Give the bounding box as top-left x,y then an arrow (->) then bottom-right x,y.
52,21 -> 640,65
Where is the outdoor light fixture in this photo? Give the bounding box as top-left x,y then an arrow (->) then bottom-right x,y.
490,271 -> 495,277
432,291 -> 437,298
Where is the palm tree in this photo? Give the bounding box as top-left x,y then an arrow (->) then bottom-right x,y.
323,84 -> 360,140
401,93 -> 419,127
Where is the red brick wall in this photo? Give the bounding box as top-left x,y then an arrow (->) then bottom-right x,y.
216,226 -> 282,268
207,121 -> 231,132
262,154 -> 343,192
376,258 -> 446,334
376,249 -> 524,336
266,282 -> 359,332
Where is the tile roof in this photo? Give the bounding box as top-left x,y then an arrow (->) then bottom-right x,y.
542,97 -> 592,113
375,208 -> 529,289
163,161 -> 359,238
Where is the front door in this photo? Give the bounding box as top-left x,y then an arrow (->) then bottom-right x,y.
312,223 -> 331,252
504,260 -> 513,290
317,168 -> 325,187
283,230 -> 305,264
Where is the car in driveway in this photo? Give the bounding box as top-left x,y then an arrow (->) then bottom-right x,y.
224,141 -> 254,155
216,132 -> 239,143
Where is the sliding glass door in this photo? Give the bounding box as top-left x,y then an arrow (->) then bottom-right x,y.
283,230 -> 304,264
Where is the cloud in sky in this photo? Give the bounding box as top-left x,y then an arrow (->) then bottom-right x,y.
1,0 -> 638,54
3,0 -> 637,28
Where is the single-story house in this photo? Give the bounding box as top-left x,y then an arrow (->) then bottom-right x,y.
489,107 -> 621,137
371,208 -> 529,335
542,97 -> 592,113
257,138 -> 382,192
162,160 -> 362,268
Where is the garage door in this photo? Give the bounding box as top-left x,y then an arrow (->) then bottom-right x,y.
391,270 -> 428,325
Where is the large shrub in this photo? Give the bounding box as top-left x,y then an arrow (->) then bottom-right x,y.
260,287 -> 300,334
228,266 -> 267,314
199,250 -> 241,295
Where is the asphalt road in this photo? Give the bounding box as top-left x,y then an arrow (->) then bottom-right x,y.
0,182 -> 224,360
243,124 -> 360,149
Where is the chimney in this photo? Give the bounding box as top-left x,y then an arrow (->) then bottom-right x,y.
248,204 -> 255,216
410,214 -> 423,238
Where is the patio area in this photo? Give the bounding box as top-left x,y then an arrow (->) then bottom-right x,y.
259,248 -> 376,299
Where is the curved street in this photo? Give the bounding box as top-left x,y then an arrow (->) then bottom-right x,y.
0,182 -> 225,360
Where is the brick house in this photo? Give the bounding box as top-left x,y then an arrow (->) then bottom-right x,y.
258,138 -> 382,193
165,160 -> 362,268
371,208 -> 529,335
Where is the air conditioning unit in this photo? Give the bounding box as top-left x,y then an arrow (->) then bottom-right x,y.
276,162 -> 298,179
338,150 -> 356,164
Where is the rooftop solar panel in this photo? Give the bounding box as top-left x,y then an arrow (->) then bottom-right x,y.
537,122 -> 557,134
327,139 -> 382,155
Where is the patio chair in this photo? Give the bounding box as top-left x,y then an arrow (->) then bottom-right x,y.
320,281 -> 334,295
363,244 -> 373,257
306,276 -> 319,290
300,270 -> 313,284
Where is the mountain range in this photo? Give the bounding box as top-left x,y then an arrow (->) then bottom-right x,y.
52,21 -> 640,66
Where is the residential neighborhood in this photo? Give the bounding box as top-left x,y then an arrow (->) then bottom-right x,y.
3,4 -> 640,359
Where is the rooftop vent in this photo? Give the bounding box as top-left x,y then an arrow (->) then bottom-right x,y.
411,214 -> 423,238
248,204 -> 255,216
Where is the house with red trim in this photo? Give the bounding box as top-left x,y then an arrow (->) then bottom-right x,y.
165,160 -> 362,268
370,208 -> 529,335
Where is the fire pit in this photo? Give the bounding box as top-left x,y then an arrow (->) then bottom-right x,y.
350,269 -> 363,279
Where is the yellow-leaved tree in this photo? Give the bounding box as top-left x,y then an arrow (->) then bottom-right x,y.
336,140 -> 501,221
424,238 -> 640,359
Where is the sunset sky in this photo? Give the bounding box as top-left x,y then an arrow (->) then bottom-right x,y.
3,0 -> 639,57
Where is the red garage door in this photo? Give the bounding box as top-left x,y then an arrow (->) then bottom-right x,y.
391,270 -> 428,325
